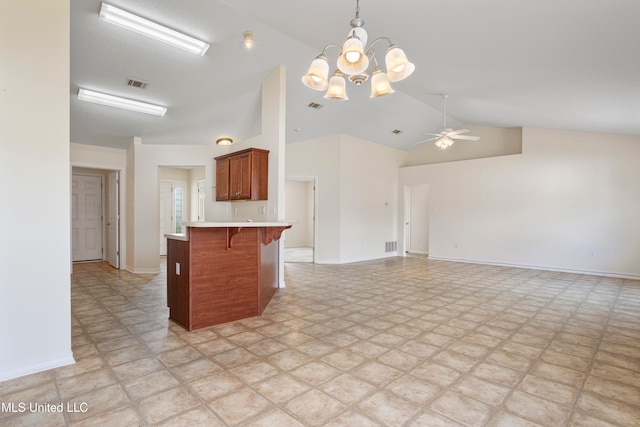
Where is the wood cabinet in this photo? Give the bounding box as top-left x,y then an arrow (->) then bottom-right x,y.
215,148 -> 269,201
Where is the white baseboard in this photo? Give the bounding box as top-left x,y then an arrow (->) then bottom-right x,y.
0,353 -> 75,382
427,256 -> 640,280
125,265 -> 161,274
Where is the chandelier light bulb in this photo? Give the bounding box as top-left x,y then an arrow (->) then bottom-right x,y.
324,70 -> 349,100
302,55 -> 330,91
370,67 -> 394,98
385,46 -> 415,82
337,35 -> 369,75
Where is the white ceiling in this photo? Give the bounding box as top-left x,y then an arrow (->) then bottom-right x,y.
70,0 -> 640,151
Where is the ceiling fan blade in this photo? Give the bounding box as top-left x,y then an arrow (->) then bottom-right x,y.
447,128 -> 470,136
413,137 -> 439,145
451,135 -> 480,141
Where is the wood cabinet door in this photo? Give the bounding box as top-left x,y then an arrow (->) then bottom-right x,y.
215,158 -> 230,200
230,152 -> 252,199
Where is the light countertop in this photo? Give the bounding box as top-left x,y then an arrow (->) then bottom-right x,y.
165,221 -> 290,241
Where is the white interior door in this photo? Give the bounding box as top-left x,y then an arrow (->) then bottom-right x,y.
107,171 -> 119,268
403,186 -> 411,255
408,184 -> 430,255
72,174 -> 103,261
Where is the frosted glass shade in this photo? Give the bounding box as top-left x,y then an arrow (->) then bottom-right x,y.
385,46 -> 415,82
369,68 -> 394,98
302,55 -> 330,91
324,71 -> 348,100
337,36 -> 369,75
435,136 -> 455,150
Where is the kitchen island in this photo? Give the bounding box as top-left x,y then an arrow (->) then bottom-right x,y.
165,222 -> 290,331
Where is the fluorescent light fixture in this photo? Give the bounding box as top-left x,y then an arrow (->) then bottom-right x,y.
99,2 -> 209,56
78,88 -> 167,116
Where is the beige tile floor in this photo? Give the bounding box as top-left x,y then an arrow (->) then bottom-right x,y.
1,257 -> 640,426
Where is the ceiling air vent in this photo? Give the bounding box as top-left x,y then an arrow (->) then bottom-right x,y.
308,102 -> 323,109
392,129 -> 402,134
127,79 -> 148,89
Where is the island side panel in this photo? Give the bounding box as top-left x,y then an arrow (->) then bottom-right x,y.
259,232 -> 279,315
167,238 -> 191,330
189,227 -> 259,330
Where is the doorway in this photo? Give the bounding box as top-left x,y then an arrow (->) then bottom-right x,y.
159,180 -> 186,256
404,184 -> 430,256
158,166 -> 206,256
71,168 -> 121,268
284,179 -> 316,263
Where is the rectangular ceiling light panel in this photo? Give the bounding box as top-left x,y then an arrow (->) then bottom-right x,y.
78,88 -> 167,116
99,3 -> 210,56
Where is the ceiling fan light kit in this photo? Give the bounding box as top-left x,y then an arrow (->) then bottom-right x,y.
302,0 -> 414,99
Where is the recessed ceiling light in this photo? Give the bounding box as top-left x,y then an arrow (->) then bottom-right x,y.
99,2 -> 209,56
78,88 -> 167,116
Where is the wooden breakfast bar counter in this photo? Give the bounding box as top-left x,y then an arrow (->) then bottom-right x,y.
165,222 -> 291,331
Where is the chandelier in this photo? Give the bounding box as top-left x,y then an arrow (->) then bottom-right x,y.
301,0 -> 414,100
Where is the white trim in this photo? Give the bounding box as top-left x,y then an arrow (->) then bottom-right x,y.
126,265 -> 162,274
427,256 -> 640,280
0,353 -> 75,382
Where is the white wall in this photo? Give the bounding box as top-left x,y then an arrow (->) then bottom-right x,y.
128,144 -> 229,273
231,66 -> 287,224
287,135 -> 407,264
399,127 -> 640,278
409,184 -> 430,255
0,0 -> 74,380
284,181 -> 314,248
287,137 -> 342,262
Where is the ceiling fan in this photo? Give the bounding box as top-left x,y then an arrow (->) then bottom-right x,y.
414,94 -> 480,150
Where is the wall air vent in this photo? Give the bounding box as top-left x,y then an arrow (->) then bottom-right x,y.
385,241 -> 398,252
127,79 -> 148,89
308,102 -> 323,109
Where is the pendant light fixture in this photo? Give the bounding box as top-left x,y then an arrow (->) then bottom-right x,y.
302,0 -> 414,100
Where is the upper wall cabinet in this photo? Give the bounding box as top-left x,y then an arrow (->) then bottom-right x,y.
214,148 -> 269,201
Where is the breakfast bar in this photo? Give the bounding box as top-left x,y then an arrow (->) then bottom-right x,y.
165,222 -> 291,331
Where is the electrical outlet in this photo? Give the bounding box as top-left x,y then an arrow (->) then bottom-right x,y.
176,263 -> 181,275
590,250 -> 596,258
455,242 -> 460,249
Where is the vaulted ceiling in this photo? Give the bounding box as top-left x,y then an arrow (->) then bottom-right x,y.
70,0 -> 640,151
